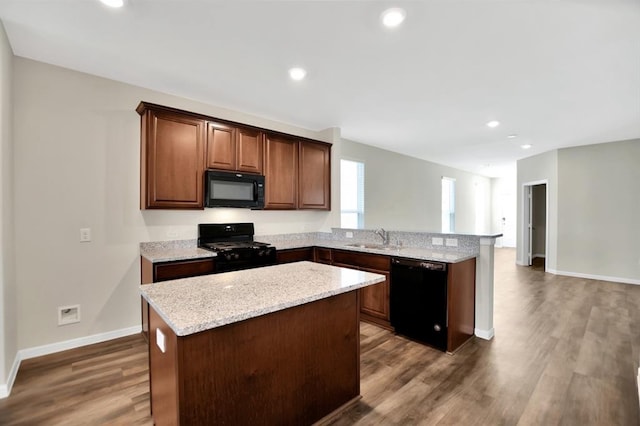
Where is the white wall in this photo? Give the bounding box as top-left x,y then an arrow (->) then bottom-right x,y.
0,21 -> 15,392
517,150 -> 558,270
340,139 -> 492,233
517,140 -> 640,283
557,140 -> 640,281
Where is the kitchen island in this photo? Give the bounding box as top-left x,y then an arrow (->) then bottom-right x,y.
140,261 -> 385,426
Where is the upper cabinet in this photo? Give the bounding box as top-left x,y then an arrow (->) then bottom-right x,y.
206,123 -> 264,174
139,106 -> 205,209
206,122 -> 236,171
264,135 -> 298,210
263,137 -> 332,210
298,141 -> 331,210
137,102 -> 330,211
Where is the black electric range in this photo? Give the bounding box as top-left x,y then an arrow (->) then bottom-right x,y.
197,223 -> 276,272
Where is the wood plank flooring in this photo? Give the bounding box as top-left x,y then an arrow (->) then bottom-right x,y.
1,248 -> 638,425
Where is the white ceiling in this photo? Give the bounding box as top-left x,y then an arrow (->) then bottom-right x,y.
1,0 -> 639,177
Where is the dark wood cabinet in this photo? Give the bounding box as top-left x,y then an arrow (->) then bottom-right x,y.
276,247 -> 314,264
139,106 -> 205,209
206,122 -> 236,171
140,256 -> 216,340
206,123 -> 264,174
332,250 -> 391,328
138,102 -> 330,211
263,137 -> 331,211
298,141 -> 331,210
264,135 -> 298,209
148,291 -> 359,425
237,127 -> 263,174
314,247 -> 333,264
446,257 -> 476,352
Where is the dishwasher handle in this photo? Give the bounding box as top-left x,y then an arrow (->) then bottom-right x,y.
391,257 -> 447,272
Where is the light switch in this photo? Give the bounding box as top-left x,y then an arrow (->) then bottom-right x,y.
80,228 -> 91,242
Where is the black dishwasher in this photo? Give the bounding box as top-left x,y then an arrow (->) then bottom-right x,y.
390,257 -> 448,351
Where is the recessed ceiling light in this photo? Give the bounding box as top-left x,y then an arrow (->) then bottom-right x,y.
99,0 -> 124,8
507,134 -> 518,139
486,120 -> 500,128
521,144 -> 532,150
381,8 -> 406,28
288,67 -> 307,81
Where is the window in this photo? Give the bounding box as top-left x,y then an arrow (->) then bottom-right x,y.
442,177 -> 455,233
340,159 -> 365,228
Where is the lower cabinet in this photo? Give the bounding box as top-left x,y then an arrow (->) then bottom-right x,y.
332,249 -> 392,329
140,256 -> 216,340
276,247 -> 314,264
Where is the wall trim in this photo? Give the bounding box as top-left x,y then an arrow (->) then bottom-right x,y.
0,354 -> 20,399
547,268 -> 640,286
0,325 -> 141,399
533,254 -> 546,259
20,325 -> 141,360
475,327 -> 495,340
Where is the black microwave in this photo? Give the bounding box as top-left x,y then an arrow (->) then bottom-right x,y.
204,170 -> 265,209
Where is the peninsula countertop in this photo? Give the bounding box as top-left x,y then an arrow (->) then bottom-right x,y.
140,261 -> 385,336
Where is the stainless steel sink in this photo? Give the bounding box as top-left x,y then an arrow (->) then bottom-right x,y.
345,243 -> 398,251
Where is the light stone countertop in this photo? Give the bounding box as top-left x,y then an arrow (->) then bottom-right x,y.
140,237 -> 477,264
140,246 -> 216,263
140,261 -> 385,336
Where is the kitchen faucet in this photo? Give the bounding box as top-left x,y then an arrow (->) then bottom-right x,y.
375,228 -> 389,246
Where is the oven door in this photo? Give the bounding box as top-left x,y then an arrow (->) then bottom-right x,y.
205,170 -> 265,209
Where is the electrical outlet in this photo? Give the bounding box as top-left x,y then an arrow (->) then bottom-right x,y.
446,238 -> 458,247
58,305 -> 80,326
432,237 -> 443,246
80,228 -> 91,242
346,232 -> 353,238
156,328 -> 166,353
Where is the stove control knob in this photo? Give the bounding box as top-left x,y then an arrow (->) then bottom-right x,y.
234,253 -> 240,260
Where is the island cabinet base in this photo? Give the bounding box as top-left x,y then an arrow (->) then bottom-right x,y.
149,291 -> 361,426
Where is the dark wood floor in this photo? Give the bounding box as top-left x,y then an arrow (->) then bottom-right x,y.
1,248 -> 638,425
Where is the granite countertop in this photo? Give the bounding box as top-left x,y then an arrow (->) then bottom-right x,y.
140,245 -> 216,263
140,237 -> 477,264
140,261 -> 385,336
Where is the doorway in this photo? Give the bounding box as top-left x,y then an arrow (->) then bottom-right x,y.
522,181 -> 548,270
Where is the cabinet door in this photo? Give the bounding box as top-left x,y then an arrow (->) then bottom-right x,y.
264,135 -> 298,209
276,247 -> 314,264
298,142 -> 331,210
237,127 -> 264,174
154,258 -> 216,282
359,268 -> 390,321
314,247 -> 333,264
206,122 -> 236,171
143,110 -> 205,209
